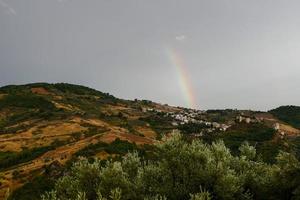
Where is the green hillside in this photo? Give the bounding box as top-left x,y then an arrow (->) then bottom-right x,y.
270,106 -> 300,129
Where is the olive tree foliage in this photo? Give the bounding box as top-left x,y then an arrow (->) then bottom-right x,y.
42,133 -> 300,200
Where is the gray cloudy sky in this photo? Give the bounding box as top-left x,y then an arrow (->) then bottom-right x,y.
0,0 -> 300,110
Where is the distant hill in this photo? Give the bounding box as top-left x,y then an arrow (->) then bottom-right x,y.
269,106 -> 300,129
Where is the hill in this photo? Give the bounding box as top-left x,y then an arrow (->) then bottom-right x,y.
0,83 -> 299,199
0,83 -> 181,199
269,105 -> 300,129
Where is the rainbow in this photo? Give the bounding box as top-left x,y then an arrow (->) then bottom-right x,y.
166,47 -> 198,109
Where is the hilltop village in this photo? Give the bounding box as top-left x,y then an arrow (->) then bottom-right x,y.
141,106 -> 297,139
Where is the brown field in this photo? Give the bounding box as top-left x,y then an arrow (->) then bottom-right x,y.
134,126 -> 157,139
0,141 -> 22,152
94,151 -> 117,160
0,93 -> 7,100
279,123 -> 300,136
30,87 -> 52,95
0,132 -> 105,198
0,115 -> 157,198
40,122 -> 87,137
52,101 -> 76,111
0,121 -> 88,152
100,132 -> 155,145
0,125 -> 109,197
71,117 -> 109,127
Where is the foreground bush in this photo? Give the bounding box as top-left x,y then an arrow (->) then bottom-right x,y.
42,134 -> 300,200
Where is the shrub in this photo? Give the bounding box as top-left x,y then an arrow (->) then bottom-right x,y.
0,94 -> 55,110
9,175 -> 55,200
0,146 -> 54,170
178,123 -> 209,134
217,123 -> 278,162
75,139 -> 139,158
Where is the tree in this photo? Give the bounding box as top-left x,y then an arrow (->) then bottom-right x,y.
42,133 -> 300,200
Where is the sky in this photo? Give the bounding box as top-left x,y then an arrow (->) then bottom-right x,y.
0,0 -> 300,111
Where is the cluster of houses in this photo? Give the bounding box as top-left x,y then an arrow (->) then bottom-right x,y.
165,110 -> 201,124
165,109 -> 232,133
141,106 -> 292,140
235,115 -> 261,124
273,123 -> 286,139
143,107 -> 286,136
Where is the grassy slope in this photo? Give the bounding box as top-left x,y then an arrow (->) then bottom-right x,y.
0,85 -> 115,194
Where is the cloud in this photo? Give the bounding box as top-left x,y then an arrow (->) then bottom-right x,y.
0,0 -> 16,15
175,35 -> 186,41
